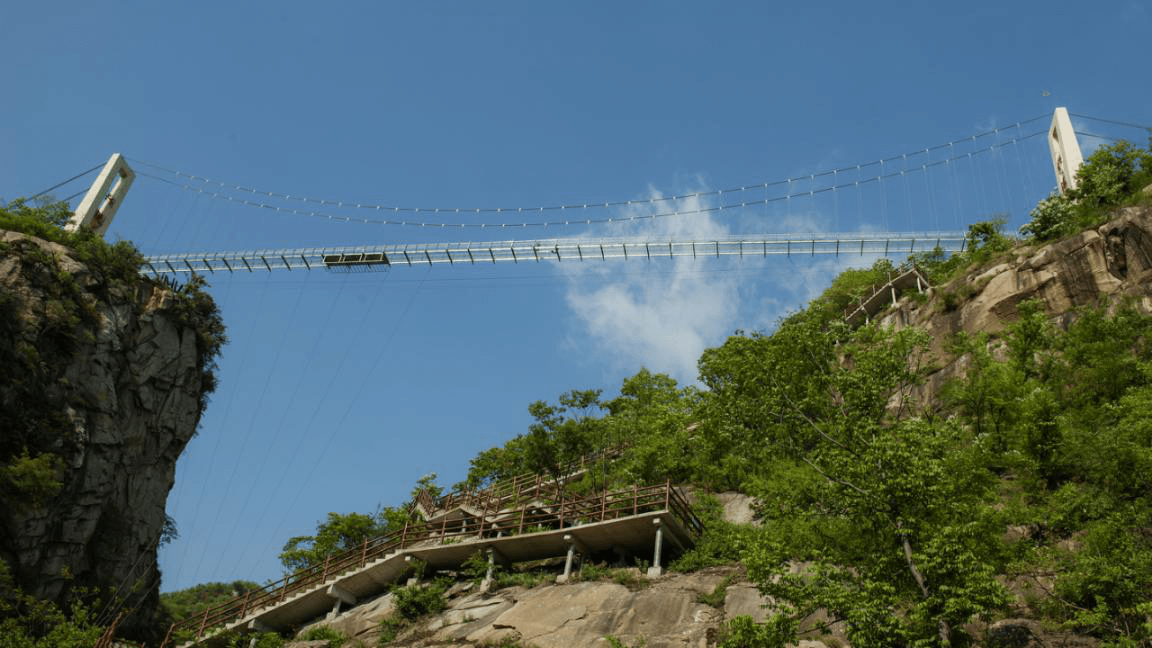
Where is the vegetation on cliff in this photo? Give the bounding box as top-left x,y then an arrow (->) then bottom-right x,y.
0,199 -> 227,644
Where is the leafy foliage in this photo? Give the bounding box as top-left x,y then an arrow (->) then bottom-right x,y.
0,562 -> 105,648
159,580 -> 261,621
279,509 -> 407,573
300,625 -> 348,647
378,580 -> 448,645
1020,139 -> 1152,242
671,496 -> 755,572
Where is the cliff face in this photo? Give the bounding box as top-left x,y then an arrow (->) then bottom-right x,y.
0,230 -> 213,639
876,205 -> 1152,404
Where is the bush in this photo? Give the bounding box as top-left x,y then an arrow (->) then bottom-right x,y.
378,581 -> 448,646
1020,191 -> 1076,241
1071,140 -> 1152,209
300,625 -> 348,647
1019,139 -> 1152,242
670,495 -> 755,572
392,581 -> 447,620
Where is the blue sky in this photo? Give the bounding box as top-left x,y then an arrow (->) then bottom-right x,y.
2,1 -> 1150,592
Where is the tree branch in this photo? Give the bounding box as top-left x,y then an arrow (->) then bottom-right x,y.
897,521 -> 951,646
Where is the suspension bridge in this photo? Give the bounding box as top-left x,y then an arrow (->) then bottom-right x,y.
15,108 -> 1152,645
43,108 -> 1148,279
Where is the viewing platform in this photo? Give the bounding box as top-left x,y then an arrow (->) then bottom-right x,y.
162,480 -> 701,648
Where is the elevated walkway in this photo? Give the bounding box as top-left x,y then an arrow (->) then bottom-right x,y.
843,264 -> 932,327
162,481 -> 700,648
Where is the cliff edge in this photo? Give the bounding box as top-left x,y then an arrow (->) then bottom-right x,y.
0,229 -> 221,641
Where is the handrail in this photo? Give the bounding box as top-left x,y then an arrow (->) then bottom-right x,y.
842,263 -> 932,323
411,443 -> 630,520
163,479 -> 698,647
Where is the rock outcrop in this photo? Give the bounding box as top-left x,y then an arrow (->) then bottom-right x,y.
875,206 -> 1152,405
0,231 -> 216,640
304,569 -> 779,648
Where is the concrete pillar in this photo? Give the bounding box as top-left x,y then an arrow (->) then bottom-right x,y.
68,153 -> 136,236
1049,107 -> 1085,195
647,518 -> 665,578
562,544 -> 576,582
558,533 -> 589,583
480,548 -> 496,593
325,584 -> 355,620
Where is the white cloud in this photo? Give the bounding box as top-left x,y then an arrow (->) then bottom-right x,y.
559,183 -> 868,384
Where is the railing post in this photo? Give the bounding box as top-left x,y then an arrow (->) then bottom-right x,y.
240,590 -> 252,618
665,478 -> 671,510
322,555 -> 331,583
196,608 -> 209,641
361,537 -> 369,567
401,520 -> 409,548
600,491 -> 608,521
518,508 -> 526,534
633,483 -> 639,515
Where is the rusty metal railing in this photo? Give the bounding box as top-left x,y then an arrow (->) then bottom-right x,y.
161,479 -> 698,647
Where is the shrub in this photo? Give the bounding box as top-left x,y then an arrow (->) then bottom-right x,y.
1070,139 -> 1152,209
1019,140 -> 1152,242
1020,191 -> 1076,241
300,625 -> 348,648
378,580 -> 448,646
696,575 -> 734,608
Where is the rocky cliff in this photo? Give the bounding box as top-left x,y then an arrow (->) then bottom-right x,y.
878,205 -> 1152,405
0,230 -> 218,640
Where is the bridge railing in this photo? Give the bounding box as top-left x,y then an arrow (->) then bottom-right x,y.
162,479 -> 698,647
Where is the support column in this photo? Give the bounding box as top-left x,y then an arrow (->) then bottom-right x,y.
325,583 -> 355,620
647,518 -> 665,578
558,533 -> 589,583
480,546 -> 509,593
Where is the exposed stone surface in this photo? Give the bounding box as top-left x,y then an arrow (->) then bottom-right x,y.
302,569 -> 736,648
710,492 -> 758,525
874,207 -> 1152,406
0,231 -> 212,640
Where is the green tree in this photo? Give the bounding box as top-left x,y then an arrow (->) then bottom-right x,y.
523,389 -> 604,484
705,319 -> 1005,646
1019,139 -> 1152,242
279,511 -> 388,573
1070,139 -> 1152,209
603,369 -> 700,486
